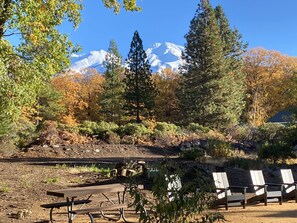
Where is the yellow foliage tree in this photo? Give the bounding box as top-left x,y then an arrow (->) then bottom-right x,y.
78,69 -> 105,121
153,68 -> 180,122
51,71 -> 86,126
243,48 -> 297,126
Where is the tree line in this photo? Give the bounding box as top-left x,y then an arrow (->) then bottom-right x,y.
1,0 -> 297,141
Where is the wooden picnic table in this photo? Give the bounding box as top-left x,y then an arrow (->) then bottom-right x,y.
45,183 -> 132,223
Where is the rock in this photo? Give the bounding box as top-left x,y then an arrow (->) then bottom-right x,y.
16,209 -> 31,219
179,139 -> 209,151
231,142 -> 256,154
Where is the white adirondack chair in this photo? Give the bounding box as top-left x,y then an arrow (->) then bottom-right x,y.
248,170 -> 283,205
212,172 -> 246,210
280,169 -> 297,202
166,174 -> 182,201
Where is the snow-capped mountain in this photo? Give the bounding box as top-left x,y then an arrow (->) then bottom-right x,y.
70,50 -> 107,73
69,42 -> 184,74
146,42 -> 184,73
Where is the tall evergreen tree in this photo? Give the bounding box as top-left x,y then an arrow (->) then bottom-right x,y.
179,0 -> 245,129
215,5 -> 247,121
100,40 -> 125,124
124,31 -> 156,123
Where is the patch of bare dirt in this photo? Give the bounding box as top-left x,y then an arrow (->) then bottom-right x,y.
1,143 -> 297,223
13,143 -> 179,159
0,143 -> 179,222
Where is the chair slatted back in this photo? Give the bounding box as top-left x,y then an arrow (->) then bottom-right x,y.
250,170 -> 265,195
281,169 -> 295,194
166,174 -> 182,201
212,172 -> 231,199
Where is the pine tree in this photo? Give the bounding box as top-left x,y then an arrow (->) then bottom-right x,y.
124,31 -> 156,123
100,40 -> 125,124
215,5 -> 247,122
179,0 -> 245,129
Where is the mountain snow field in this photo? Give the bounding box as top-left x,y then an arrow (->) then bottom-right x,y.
69,42 -> 184,74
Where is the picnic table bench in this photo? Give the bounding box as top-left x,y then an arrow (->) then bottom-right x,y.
41,199 -> 92,223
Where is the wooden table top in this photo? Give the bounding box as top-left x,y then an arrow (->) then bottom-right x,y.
47,183 -> 126,198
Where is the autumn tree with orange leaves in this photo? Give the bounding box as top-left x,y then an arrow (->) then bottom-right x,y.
51,72 -> 86,126
153,68 -> 180,122
51,70 -> 105,125
78,69 -> 105,121
243,48 -> 297,126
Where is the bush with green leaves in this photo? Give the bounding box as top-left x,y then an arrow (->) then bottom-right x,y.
180,149 -> 205,161
58,123 -> 79,133
281,124 -> 297,146
17,122 -> 37,148
207,139 -> 233,159
96,121 -> 119,137
128,162 -> 224,223
80,120 -> 119,138
154,122 -> 181,135
0,136 -> 18,156
254,123 -> 286,143
187,123 -> 211,134
79,121 -> 99,135
226,124 -> 255,143
258,140 -> 295,164
116,123 -> 150,137
150,122 -> 182,147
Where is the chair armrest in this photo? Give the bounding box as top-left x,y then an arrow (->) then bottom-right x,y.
216,187 -> 229,191
252,184 -> 267,193
282,182 -> 297,186
229,186 -> 247,194
265,183 -> 283,186
229,186 -> 248,189
266,183 -> 284,191
251,184 -> 266,188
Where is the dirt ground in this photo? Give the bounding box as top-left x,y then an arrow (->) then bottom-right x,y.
1,143 -> 297,223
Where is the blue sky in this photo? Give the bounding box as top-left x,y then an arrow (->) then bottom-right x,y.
61,0 -> 297,57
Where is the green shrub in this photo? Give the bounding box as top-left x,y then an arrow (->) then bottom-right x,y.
128,162 -> 224,223
226,124 -> 254,142
96,121 -> 118,134
258,140 -> 295,164
255,123 -> 286,142
0,136 -> 18,156
58,123 -> 79,133
187,123 -> 210,133
180,149 -> 204,161
152,122 -> 182,142
89,121 -> 119,139
281,124 -> 297,145
141,119 -> 156,132
154,122 -> 181,134
79,121 -> 98,135
42,177 -> 59,184
116,123 -> 150,137
13,117 -> 37,147
207,139 -> 233,158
